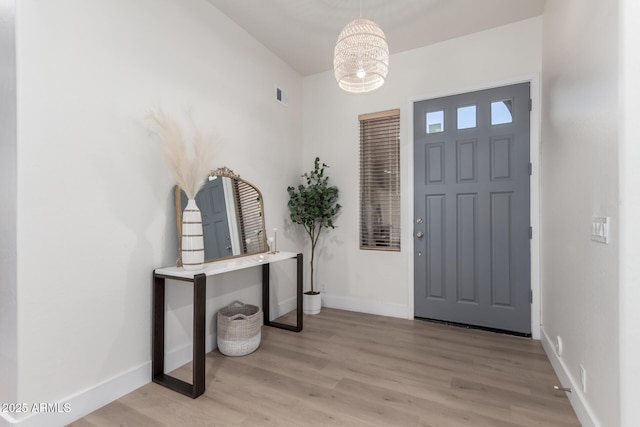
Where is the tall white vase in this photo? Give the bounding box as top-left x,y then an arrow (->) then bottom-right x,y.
182,199 -> 204,271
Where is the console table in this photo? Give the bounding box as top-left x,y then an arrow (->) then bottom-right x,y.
152,251 -> 303,398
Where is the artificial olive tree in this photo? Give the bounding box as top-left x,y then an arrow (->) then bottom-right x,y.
287,157 -> 341,294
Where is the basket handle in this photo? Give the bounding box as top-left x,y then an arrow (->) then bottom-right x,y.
228,300 -> 245,308
229,313 -> 248,321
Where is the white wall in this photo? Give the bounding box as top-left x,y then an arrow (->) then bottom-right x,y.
618,0 -> 640,424
540,1 -> 619,426
11,0 -> 302,424
0,0 -> 18,409
302,18 -> 542,320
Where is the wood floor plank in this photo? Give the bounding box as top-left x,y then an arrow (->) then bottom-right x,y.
69,308 -> 579,426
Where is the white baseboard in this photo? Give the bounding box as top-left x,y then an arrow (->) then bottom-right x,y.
164,332 -> 217,373
0,362 -> 150,427
0,411 -> 16,426
275,296 -> 297,319
0,333 -> 219,427
540,326 -> 600,427
321,293 -> 409,319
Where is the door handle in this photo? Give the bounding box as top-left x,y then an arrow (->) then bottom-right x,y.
416,231 -> 424,238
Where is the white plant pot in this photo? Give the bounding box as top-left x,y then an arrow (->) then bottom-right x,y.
303,292 -> 321,315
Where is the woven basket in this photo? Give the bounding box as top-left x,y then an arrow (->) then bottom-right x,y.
217,301 -> 262,357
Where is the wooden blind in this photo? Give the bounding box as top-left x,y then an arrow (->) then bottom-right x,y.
359,109 -> 400,251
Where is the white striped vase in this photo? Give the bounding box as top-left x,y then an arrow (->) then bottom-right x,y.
181,199 -> 204,271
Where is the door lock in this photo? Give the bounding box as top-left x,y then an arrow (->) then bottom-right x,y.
416,231 -> 424,238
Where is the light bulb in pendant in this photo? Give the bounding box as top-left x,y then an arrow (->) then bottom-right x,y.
356,68 -> 366,78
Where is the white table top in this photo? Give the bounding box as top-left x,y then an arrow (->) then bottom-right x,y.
154,251 -> 299,280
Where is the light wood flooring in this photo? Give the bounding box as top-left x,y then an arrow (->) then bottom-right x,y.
69,308 -> 579,426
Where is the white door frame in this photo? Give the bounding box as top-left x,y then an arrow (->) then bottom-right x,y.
406,74 -> 541,340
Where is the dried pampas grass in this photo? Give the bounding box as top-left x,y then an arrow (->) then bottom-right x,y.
148,109 -> 216,200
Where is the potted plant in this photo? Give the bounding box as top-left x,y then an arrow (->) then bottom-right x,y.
287,157 -> 341,315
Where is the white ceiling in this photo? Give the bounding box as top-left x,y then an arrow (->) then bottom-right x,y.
206,0 -> 546,76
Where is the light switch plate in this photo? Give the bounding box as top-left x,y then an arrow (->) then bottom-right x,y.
591,217 -> 609,244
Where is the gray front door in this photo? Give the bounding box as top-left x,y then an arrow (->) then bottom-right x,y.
413,83 -> 531,334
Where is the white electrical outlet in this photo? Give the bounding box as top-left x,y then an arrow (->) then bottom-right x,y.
579,365 -> 587,393
556,336 -> 563,357
320,283 -> 327,293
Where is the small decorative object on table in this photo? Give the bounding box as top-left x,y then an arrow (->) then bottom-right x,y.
268,228 -> 279,254
217,301 -> 262,356
148,109 -> 215,271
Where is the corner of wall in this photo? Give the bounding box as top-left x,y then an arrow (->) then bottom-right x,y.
618,0 -> 640,424
0,0 -> 18,408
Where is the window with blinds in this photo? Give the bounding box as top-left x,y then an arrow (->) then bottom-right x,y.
359,109 -> 400,251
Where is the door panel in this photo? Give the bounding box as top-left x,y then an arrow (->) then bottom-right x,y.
457,193 -> 477,303
414,83 -> 531,334
426,194 -> 446,299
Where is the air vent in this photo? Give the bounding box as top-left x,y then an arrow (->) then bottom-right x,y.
275,86 -> 288,106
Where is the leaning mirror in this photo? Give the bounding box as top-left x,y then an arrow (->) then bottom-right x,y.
175,166 -> 268,266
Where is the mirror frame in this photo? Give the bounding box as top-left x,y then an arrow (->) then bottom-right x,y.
175,166 -> 268,266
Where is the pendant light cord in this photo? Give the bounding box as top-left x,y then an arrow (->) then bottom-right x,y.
359,0 -> 362,19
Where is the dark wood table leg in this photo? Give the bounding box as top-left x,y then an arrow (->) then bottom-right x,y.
152,272 -> 165,380
263,254 -> 303,332
262,263 -> 271,325
151,272 -> 206,398
192,273 -> 206,397
296,253 -> 303,329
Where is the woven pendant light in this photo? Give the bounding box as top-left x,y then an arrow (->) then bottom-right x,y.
333,16 -> 389,94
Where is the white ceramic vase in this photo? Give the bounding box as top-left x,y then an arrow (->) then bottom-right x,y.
181,199 -> 204,271
303,292 -> 321,315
